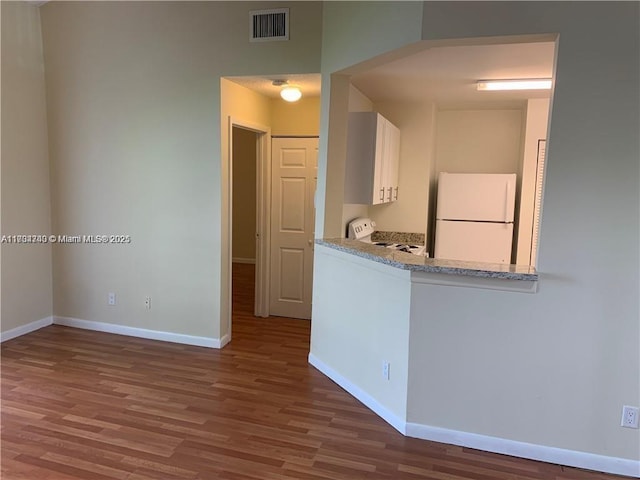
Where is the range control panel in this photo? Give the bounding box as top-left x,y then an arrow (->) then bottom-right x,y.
347,218 -> 376,240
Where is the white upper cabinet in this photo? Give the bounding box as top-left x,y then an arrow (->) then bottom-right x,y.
382,119 -> 400,202
344,112 -> 400,205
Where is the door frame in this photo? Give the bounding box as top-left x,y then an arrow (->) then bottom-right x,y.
228,117 -> 271,329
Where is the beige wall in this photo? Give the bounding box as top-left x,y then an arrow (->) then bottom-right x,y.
435,108 -> 524,174
270,96 -> 320,136
1,2 -> 53,335
348,85 -> 374,112
40,1 -> 322,342
410,0 -> 638,462
311,245 -> 411,426
232,128 -> 257,262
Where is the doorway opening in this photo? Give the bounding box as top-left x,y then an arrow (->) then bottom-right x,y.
228,119 -> 271,345
229,125 -> 319,324
223,75 -> 321,344
231,126 -> 260,323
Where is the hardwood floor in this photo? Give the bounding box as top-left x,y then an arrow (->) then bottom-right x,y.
1,263 -> 628,479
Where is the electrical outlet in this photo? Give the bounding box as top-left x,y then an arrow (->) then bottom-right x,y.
621,406 -> 639,428
382,361 -> 390,380
145,296 -> 151,310
108,292 -> 116,306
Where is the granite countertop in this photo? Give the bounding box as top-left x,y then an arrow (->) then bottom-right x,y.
316,238 -> 538,281
370,231 -> 426,244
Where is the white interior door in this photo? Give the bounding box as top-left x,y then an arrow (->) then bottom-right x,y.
270,137 -> 318,319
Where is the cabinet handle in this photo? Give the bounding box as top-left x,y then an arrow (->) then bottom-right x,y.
393,187 -> 398,200
387,187 -> 392,201
380,188 -> 385,201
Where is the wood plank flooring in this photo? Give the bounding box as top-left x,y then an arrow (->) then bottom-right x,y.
1,263 -> 629,479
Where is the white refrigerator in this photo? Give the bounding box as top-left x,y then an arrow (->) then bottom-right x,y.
434,172 -> 516,264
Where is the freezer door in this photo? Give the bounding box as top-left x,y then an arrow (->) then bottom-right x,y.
436,173 -> 517,222
434,220 -> 514,264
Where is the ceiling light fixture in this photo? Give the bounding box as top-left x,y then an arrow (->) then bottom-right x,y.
477,79 -> 553,91
280,86 -> 302,102
272,79 -> 302,102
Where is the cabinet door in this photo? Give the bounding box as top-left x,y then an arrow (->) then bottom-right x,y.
344,112 -> 400,205
383,119 -> 400,202
372,115 -> 386,205
344,112 -> 377,205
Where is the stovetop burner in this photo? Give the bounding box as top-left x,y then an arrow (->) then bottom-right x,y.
347,218 -> 427,257
374,242 -> 426,256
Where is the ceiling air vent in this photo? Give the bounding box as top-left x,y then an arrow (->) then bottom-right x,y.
250,8 -> 289,42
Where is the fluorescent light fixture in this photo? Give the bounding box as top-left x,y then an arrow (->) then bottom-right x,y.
280,86 -> 302,102
477,79 -> 552,91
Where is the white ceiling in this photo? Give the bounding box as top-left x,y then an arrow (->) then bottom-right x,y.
226,41 -> 555,106
226,73 -> 321,99
351,41 -> 556,106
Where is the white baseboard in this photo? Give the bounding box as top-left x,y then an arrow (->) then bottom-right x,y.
405,423 -> 640,478
308,353 -> 406,435
232,257 -> 256,265
219,333 -> 231,348
53,316 -> 225,349
308,352 -> 639,478
1,316 -> 53,343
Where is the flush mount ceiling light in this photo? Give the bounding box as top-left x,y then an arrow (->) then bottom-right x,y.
477,79 -> 553,91
273,80 -> 302,102
280,86 -> 302,102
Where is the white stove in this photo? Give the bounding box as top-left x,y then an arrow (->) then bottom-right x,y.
347,218 -> 427,257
